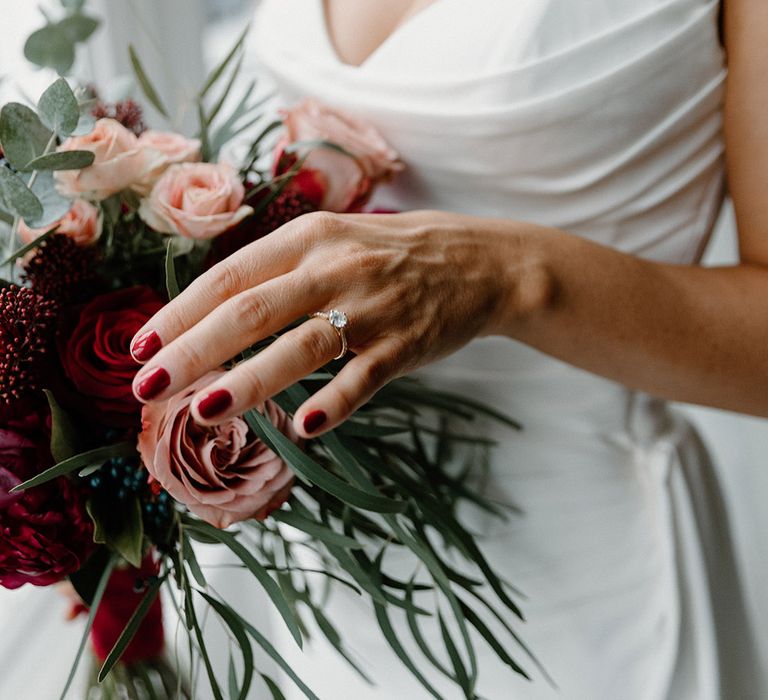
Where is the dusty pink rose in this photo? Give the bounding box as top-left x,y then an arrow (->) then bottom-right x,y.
17,199 -> 102,248
274,98 -> 403,212
138,372 -> 296,528
138,162 -> 253,239
55,118 -> 146,200
134,130 -> 201,195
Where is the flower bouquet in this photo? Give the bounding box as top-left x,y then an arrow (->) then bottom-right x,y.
0,29 -> 538,700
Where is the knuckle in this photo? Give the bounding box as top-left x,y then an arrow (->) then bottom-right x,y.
207,262 -> 244,297
227,289 -> 268,329
172,340 -> 206,372
360,356 -> 391,390
299,211 -> 339,242
238,362 -> 269,403
294,326 -> 335,360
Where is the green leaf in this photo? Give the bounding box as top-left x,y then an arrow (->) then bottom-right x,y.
181,575 -> 224,700
88,495 -> 144,568
0,103 -> 52,170
206,53 -> 244,127
128,45 -> 169,118
61,0 -> 86,12
404,582 -> 454,681
38,78 -> 80,136
181,533 -> 207,587
271,509 -> 364,549
438,611 -> 472,696
374,600 -> 442,699
58,14 -> 100,43
0,167 -> 43,222
0,226 -> 56,268
185,520 -> 304,649
98,572 -> 167,681
260,675 -> 287,700
198,593 -> 254,700
72,111 -> 96,136
10,441 -> 136,492
68,546 -> 113,606
29,171 -> 73,227
165,237 -> 180,299
24,26 -> 76,75
237,613 -> 321,700
200,24 -> 250,98
245,409 -> 406,514
44,389 -> 79,462
23,150 -> 94,172
59,554 -> 117,700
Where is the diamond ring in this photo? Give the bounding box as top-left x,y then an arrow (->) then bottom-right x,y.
312,309 -> 349,360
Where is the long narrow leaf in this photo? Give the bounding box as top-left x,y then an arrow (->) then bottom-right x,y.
58,554 -> 117,700
185,520 -> 303,648
165,237 -> 180,299
11,441 -> 136,492
271,509 -> 364,549
128,45 -> 169,118
99,573 -> 168,681
199,24 -> 250,98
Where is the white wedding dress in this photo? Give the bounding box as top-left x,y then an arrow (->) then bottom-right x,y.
251,1 -> 766,698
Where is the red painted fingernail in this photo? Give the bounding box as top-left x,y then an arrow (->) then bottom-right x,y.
131,330 -> 162,363
303,410 -> 327,434
136,367 -> 170,401
198,389 -> 233,419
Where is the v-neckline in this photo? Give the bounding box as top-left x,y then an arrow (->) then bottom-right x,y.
317,0 -> 446,69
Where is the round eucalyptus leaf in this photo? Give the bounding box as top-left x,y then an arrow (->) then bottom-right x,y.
58,15 -> 100,43
0,103 -> 52,170
25,150 -> 94,172
0,167 -> 44,222
24,25 -> 76,75
38,78 -> 80,137
29,171 -> 73,228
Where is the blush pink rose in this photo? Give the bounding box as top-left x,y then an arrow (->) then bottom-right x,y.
134,130 -> 201,195
138,162 -> 253,239
55,118 -> 146,201
138,371 -> 296,528
17,199 -> 102,248
274,98 -> 403,212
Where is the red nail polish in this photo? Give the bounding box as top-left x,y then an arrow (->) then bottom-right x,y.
303,410 -> 327,434
198,389 -> 233,419
131,330 -> 162,363
136,367 -> 170,401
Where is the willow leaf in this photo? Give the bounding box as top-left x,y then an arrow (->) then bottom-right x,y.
128,45 -> 169,118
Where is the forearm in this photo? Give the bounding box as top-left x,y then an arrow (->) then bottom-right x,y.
496,223 -> 768,417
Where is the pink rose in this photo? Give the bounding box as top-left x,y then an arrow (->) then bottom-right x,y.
17,199 -> 102,248
138,372 -> 296,528
134,130 -> 201,195
55,118 -> 146,201
138,162 -> 253,239
274,98 -> 403,212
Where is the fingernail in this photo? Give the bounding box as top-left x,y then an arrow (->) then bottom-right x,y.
197,389 -> 233,419
136,367 -> 171,401
303,410 -> 327,434
131,330 -> 162,363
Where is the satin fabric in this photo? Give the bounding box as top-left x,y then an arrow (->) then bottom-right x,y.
251,1 -> 765,698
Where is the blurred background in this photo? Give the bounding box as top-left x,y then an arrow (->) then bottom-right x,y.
1,0 -> 766,696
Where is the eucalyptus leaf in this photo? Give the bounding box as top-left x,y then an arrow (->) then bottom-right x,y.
0,167 -> 43,222
24,150 -> 94,172
38,77 -> 80,136
0,103 -> 52,170
0,223 -> 56,269
72,111 -> 96,136
24,25 -> 76,75
58,14 -> 100,43
61,0 -> 86,12
271,509 -> 364,549
129,45 -> 169,118
28,170 -> 73,228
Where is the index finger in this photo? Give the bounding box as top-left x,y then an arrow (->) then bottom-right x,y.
130,218 -> 312,363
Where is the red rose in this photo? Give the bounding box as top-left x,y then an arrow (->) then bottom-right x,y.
0,411 -> 94,589
58,287 -> 164,426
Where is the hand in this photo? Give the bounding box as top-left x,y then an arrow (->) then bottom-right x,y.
130,210 -> 549,437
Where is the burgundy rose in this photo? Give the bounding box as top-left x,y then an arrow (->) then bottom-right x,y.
58,287 -> 164,426
0,411 -> 94,589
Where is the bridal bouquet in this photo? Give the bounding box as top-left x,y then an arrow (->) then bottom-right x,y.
0,29 -> 535,700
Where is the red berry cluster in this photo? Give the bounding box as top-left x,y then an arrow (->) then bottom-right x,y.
0,285 -> 58,406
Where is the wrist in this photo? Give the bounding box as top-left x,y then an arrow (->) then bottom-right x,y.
485,221 -> 559,337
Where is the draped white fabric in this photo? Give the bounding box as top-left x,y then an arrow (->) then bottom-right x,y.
251,1 -> 767,698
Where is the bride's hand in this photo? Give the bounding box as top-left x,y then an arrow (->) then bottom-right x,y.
129,210 -> 550,437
